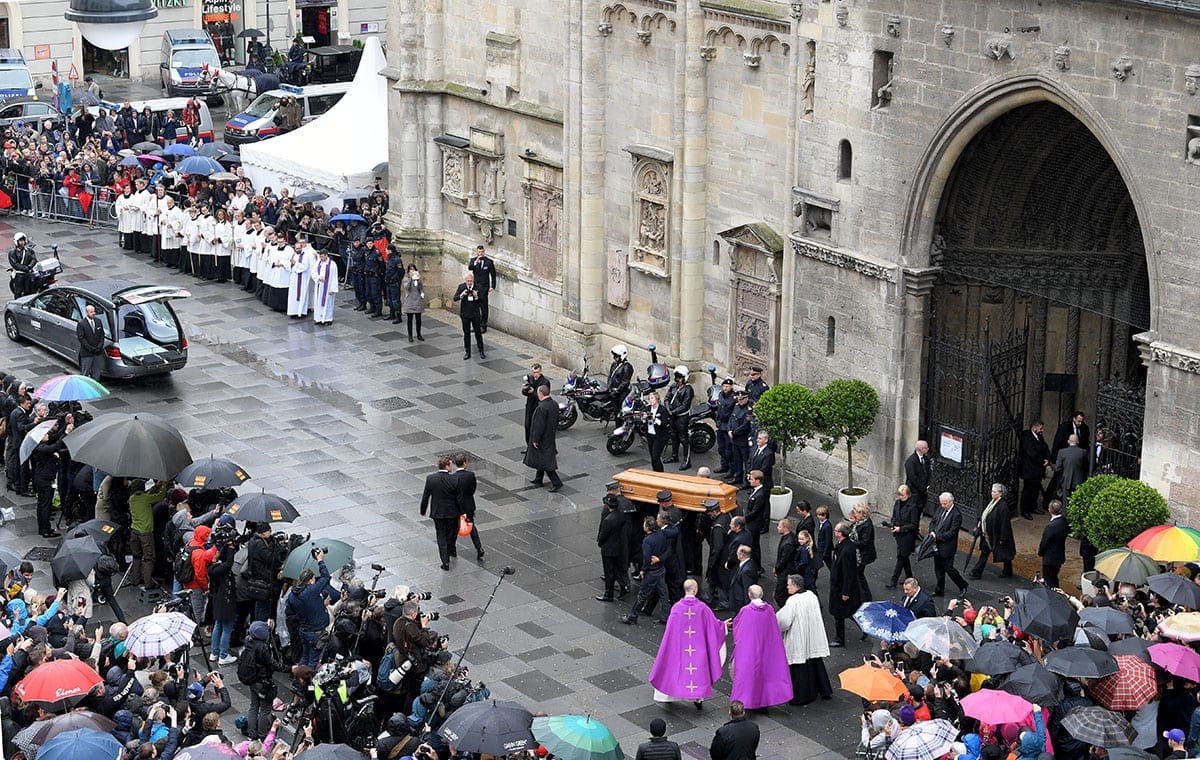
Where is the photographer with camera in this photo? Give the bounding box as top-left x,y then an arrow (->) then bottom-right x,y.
388,598 -> 442,720
238,620 -> 287,742
242,522 -> 283,623
284,549 -> 333,668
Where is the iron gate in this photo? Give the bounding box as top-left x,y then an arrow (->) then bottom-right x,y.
922,318 -> 1029,525
1092,359 -> 1145,479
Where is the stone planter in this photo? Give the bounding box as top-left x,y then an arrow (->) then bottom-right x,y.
769,487 -> 793,521
837,486 -> 871,516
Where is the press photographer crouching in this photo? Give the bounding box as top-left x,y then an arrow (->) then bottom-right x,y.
381,595 -> 444,725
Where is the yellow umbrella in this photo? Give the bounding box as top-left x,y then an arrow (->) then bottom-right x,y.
1094,548 -> 1161,585
1158,612 -> 1200,642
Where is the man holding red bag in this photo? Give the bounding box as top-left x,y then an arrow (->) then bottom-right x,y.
452,452 -> 485,561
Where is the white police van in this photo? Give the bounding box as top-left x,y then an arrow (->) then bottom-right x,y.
222,82 -> 349,145
159,30 -> 221,97
0,50 -> 37,102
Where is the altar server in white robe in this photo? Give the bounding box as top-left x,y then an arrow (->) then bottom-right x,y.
180,205 -> 200,274
115,186 -> 138,250
159,196 -> 186,268
262,238 -> 293,312
311,248 -> 338,325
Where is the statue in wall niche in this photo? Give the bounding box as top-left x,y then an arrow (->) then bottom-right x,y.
639,203 -> 666,251
535,200 -> 558,248
802,56 -> 815,118
443,153 -> 463,194
929,233 -> 946,262
1188,136 -> 1200,165
835,3 -> 848,27
642,169 -> 665,196
874,57 -> 894,108
1053,46 -> 1071,71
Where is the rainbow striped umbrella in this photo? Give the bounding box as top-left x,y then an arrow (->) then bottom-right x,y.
1127,525 -> 1200,562
34,374 -> 109,402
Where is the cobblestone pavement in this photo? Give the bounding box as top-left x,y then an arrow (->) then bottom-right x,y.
0,215 -> 1037,758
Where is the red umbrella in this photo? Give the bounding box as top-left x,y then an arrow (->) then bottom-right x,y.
1088,655 -> 1158,712
13,659 -> 103,709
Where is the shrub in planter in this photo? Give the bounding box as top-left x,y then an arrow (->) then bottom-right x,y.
1067,474 -> 1121,540
751,383 -> 817,491
815,378 -> 880,490
1084,479 -> 1170,552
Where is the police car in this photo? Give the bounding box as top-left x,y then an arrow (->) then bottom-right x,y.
0,50 -> 38,103
223,82 -> 349,145
159,30 -> 221,97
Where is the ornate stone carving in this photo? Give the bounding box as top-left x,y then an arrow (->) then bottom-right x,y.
1148,341 -> 1200,375
1112,55 -> 1134,81
790,235 -> 897,282
1185,64 -> 1200,95
790,1 -> 803,21
630,157 -> 671,277
636,29 -> 653,44
886,15 -> 901,38
801,44 -> 815,120
941,25 -> 954,46
1187,135 -> 1200,165
874,56 -> 895,110
1053,46 -> 1070,71
608,249 -> 630,308
985,36 -> 1015,61
528,185 -> 561,281
597,22 -> 613,36
743,53 -> 761,68
835,3 -> 848,27
700,46 -> 716,61
635,12 -> 675,46
441,150 -> 464,203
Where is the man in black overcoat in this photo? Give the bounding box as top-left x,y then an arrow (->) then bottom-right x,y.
419,455 -> 459,571
828,521 -> 861,647
525,386 -> 563,491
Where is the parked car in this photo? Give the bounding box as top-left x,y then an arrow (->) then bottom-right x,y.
0,97 -> 66,133
4,280 -> 191,379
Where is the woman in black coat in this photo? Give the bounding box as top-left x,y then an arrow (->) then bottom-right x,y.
968,483 -> 1016,579
886,484 -> 921,589
207,543 -> 239,665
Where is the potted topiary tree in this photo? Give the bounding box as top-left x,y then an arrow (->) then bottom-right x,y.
1068,474 -> 1121,594
815,378 -> 880,515
751,383 -> 818,520
1083,478 -> 1170,552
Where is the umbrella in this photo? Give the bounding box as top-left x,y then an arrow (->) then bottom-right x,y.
294,190 -> 328,204
329,213 -> 367,224
68,518 -> 119,544
281,539 -> 354,580
1043,646 -> 1119,679
176,455 -> 251,490
853,602 -> 916,643
903,616 -> 979,659
35,728 -> 123,760
1107,636 -> 1154,660
31,711 -> 115,744
438,699 -> 535,756
967,640 -> 1035,675
1094,548 -> 1161,585
34,374 -> 110,402
1148,642 -> 1200,681
959,688 -> 1033,724
118,155 -> 141,168
198,141 -> 237,158
73,92 -> 100,107
51,536 -> 103,584
1079,607 -> 1137,636
237,28 -> 266,38
1158,612 -> 1200,642
20,419 -> 60,464
1088,654 -> 1158,711
176,155 -> 224,177
66,412 -> 192,480
1076,623 -> 1111,651
1107,749 -> 1158,760
137,154 -> 166,165
1147,572 -> 1200,609
885,719 -> 957,760
126,612 -> 197,658
175,746 -> 240,759
293,746 -> 363,760
132,141 -> 161,153
218,153 -> 241,165
372,161 -> 388,175
1127,525 -> 1200,562
1061,706 -> 1136,748
13,659 -> 103,708
1000,663 -> 1064,706
118,149 -> 135,157
1010,587 -> 1079,644
0,546 -> 23,579
338,188 -> 372,201
838,663 -> 910,701
531,715 -> 623,760
225,491 -> 299,524
163,143 -> 196,157
209,171 -> 238,182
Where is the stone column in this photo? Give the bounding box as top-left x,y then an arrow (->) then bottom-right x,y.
677,0 -> 707,362
1027,296 -> 1048,423
572,2 -> 605,326
898,267 -> 939,457
1065,306 -> 1080,412
779,2 -> 804,381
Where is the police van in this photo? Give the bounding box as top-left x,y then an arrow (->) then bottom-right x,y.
0,50 -> 38,102
159,30 -> 221,97
92,97 -> 217,143
223,82 -> 349,145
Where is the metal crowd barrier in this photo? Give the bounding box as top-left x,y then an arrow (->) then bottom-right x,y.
0,173 -> 118,230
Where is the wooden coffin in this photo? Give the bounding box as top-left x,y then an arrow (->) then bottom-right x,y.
612,468 -> 739,513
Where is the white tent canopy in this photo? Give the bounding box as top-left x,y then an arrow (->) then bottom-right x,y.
241,36 -> 387,197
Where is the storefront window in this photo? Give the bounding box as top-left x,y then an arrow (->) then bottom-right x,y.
202,0 -> 244,65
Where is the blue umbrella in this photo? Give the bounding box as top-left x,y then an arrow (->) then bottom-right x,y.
117,155 -> 141,168
853,601 -> 916,642
163,143 -> 196,157
176,155 -> 223,177
36,728 -> 123,760
329,213 -> 367,224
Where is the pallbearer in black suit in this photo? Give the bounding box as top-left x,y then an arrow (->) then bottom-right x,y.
419,455 -> 459,571
452,452 -> 484,560
744,470 -> 769,565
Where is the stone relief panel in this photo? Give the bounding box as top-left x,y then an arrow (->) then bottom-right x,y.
527,184 -> 562,281
734,280 -> 772,379
439,146 -> 467,205
630,158 -> 671,277
608,248 -> 630,309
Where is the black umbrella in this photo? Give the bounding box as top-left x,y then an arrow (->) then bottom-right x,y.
372,161 -> 389,175
65,412 -> 192,480
1107,748 -> 1156,760
1147,573 -> 1200,609
31,709 -> 116,743
1076,623 -> 1110,651
68,519 -> 119,544
0,546 -> 24,579
1000,662 -> 1064,706
1107,637 -> 1154,661
966,640 -> 1035,676
1044,646 -> 1120,679
132,141 -> 160,153
1011,587 -> 1080,644
218,153 -> 242,165
438,700 -> 535,756
175,455 -> 251,490
1079,607 -> 1137,636
197,142 -> 234,158
51,536 -> 103,584
225,491 -> 299,524
1061,706 -> 1136,748
237,28 -> 266,39
294,190 -> 328,204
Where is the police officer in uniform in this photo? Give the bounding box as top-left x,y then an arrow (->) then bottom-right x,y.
363,242 -> 386,318
713,377 -> 736,475
663,365 -> 695,471
347,238 -> 367,311
468,245 -> 497,332
384,251 -> 404,323
8,233 -> 35,298
745,366 -> 770,401
726,390 -> 752,486
605,345 -> 634,407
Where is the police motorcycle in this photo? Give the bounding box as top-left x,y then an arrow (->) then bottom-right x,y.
558,352 -> 628,430
605,344 -> 672,456
7,236 -> 62,297
684,365 -> 719,455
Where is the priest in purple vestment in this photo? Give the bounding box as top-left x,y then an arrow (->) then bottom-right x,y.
729,584 -> 793,709
650,579 -> 727,707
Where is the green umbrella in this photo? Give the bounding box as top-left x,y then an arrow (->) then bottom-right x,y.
1094,548 -> 1161,586
281,539 -> 354,580
531,715 -> 623,760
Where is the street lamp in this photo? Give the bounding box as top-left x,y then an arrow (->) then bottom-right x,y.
65,0 -> 158,52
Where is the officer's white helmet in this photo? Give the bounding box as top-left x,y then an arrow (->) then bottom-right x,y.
611,344 -> 628,360
674,365 -> 689,380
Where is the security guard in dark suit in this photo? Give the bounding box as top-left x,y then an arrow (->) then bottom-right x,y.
347,239 -> 367,310
663,366 -> 695,470
596,495 -> 630,601
726,391 -> 752,485
468,245 -> 497,332
419,455 -> 460,570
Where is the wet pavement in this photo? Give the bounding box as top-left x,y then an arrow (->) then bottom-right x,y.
0,214 -> 1060,757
